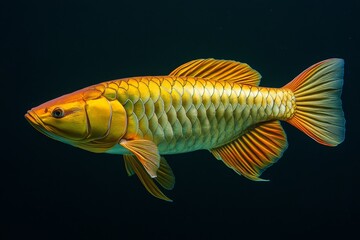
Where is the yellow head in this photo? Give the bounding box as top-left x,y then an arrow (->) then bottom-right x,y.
25,86 -> 127,153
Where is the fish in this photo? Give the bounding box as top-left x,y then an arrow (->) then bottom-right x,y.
25,58 -> 345,201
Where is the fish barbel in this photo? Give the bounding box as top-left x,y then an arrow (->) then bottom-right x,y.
25,58 -> 345,201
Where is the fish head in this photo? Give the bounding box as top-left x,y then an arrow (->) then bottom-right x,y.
25,86 -> 127,153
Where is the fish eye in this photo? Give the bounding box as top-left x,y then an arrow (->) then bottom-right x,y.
52,107 -> 65,118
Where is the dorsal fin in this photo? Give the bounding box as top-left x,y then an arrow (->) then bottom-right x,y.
169,58 -> 261,86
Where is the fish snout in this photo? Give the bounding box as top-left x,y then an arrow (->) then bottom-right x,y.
24,110 -> 42,128
25,110 -> 49,136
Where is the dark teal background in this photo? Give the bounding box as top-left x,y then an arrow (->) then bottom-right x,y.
1,0 -> 359,239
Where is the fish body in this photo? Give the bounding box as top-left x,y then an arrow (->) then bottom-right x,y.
25,58 -> 345,201
105,75 -> 294,155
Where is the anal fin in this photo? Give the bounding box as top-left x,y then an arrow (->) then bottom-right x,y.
210,120 -> 288,181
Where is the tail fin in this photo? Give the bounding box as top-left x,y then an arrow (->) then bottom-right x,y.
283,59 -> 345,146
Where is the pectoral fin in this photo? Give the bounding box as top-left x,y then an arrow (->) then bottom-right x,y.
120,139 -> 160,178
123,155 -> 172,202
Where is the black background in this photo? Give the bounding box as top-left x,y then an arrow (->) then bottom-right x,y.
1,0 -> 359,239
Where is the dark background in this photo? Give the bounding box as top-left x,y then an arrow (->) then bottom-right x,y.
1,0 -> 359,239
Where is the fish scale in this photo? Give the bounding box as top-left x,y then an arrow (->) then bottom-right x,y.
98,76 -> 296,154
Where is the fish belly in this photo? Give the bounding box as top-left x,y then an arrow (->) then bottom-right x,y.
107,76 -> 295,154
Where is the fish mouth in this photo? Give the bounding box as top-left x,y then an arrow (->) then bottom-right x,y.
25,110 -> 42,129
25,110 -> 54,138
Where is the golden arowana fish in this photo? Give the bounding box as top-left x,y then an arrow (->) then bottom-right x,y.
25,58 -> 345,201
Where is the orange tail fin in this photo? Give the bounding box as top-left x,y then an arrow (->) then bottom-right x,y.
283,59 -> 345,146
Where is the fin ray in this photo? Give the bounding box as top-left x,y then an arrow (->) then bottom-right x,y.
124,158 -> 135,176
123,155 -> 172,202
120,139 -> 160,177
155,157 -> 175,190
169,59 -> 261,86
210,121 -> 288,181
283,59 -> 345,146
